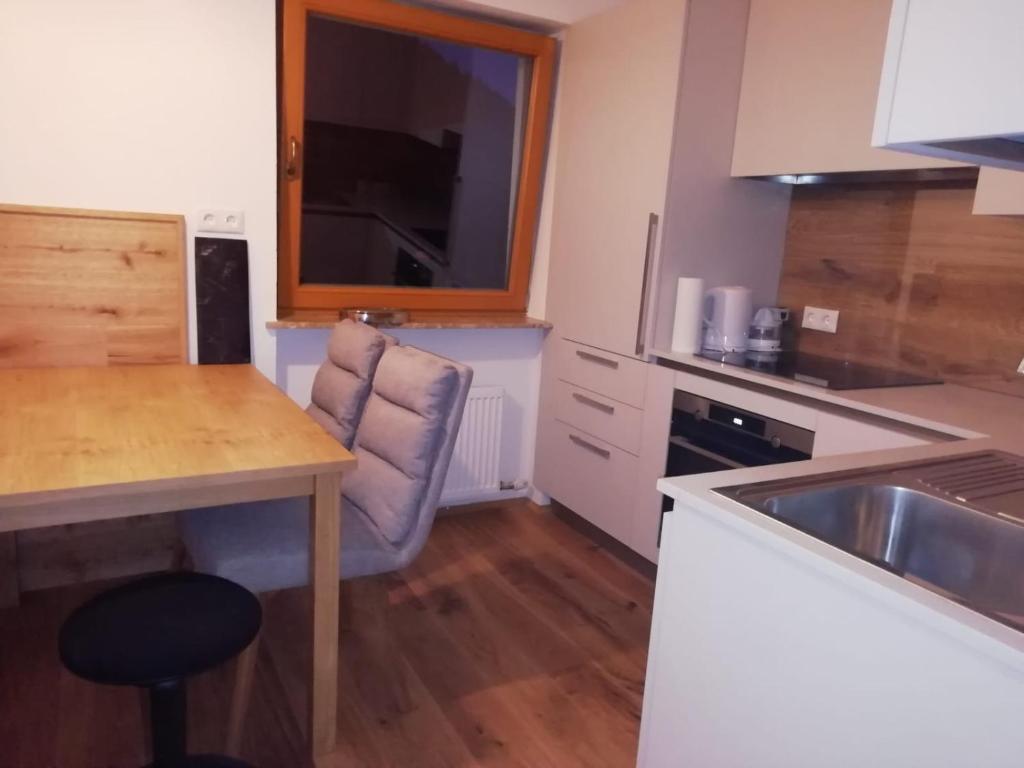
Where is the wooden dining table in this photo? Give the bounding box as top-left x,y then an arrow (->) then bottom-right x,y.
0,363 -> 356,762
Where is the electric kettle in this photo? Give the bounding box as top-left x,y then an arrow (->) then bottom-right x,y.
703,286 -> 752,353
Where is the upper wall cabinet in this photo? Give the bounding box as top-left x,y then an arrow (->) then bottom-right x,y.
731,0 -> 962,177
873,0 -> 1024,171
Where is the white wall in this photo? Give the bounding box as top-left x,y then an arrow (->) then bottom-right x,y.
0,0 -> 279,377
0,0 -> 554,497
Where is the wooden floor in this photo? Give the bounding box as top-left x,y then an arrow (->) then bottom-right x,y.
0,501 -> 655,768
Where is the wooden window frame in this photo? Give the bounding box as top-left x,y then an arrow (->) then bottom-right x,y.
279,0 -> 557,313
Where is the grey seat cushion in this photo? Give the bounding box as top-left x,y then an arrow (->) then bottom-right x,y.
305,319 -> 395,448
179,497 -> 397,593
178,346 -> 473,592
345,346 -> 459,547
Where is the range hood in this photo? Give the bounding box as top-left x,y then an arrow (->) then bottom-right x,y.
872,0 -> 1024,172
749,168 -> 979,187
876,135 -> 1024,173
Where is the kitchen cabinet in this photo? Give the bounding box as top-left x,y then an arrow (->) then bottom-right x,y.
551,338 -> 649,408
544,0 -> 687,359
552,380 -> 645,454
632,365 -> 675,562
873,0 -> 1024,170
639,490 -> 1024,767
535,416 -> 641,546
535,338 -> 674,561
973,168 -> 1024,216
731,0 -> 962,177
536,0 -> 790,561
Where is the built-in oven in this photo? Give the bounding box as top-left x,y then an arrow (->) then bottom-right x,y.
661,391 -> 815,526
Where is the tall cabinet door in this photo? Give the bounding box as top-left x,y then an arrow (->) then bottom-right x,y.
545,0 -> 688,358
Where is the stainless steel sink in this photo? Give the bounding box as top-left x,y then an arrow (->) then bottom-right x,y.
718,452 -> 1024,633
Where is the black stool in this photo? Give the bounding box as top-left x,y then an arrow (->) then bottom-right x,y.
59,571 -> 262,768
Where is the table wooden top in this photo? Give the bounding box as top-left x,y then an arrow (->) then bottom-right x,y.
0,364 -> 355,506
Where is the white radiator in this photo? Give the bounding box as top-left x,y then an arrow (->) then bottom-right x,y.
440,385 -> 504,505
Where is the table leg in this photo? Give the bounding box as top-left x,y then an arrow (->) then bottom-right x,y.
308,472 -> 342,759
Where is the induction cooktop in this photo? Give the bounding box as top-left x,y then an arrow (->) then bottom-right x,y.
698,350 -> 943,391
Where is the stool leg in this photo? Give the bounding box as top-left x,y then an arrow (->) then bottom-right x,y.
149,678 -> 187,768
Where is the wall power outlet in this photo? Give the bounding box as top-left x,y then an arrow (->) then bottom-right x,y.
197,209 -> 245,235
802,306 -> 840,334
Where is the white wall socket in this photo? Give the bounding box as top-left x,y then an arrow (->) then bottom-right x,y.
802,305 -> 840,334
196,209 -> 245,235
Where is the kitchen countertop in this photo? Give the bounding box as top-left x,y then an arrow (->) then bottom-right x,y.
657,434 -> 1024,664
653,347 -> 1024,442
654,348 -> 1024,661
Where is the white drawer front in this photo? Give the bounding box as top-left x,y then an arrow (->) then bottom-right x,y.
554,338 -> 648,408
535,417 -> 637,545
553,380 -> 644,455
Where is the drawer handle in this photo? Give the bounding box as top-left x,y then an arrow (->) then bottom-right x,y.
575,350 -> 619,369
572,392 -> 615,415
569,433 -> 611,459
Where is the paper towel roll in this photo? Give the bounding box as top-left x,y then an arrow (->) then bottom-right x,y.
671,277 -> 705,353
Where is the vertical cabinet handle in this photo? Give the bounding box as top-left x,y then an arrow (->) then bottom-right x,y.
635,212 -> 659,357
568,433 -> 611,459
285,136 -> 301,179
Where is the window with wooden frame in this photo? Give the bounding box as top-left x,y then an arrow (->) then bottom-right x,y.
279,0 -> 556,313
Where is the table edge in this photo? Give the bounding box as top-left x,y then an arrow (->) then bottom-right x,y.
0,457 -> 356,511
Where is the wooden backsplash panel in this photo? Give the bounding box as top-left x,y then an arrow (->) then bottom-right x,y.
778,183 -> 1024,378
0,204 -> 186,367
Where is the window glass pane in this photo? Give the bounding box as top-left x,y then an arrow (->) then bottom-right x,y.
300,14 -> 531,291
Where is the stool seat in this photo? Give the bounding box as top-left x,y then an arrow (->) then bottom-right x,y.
59,571 -> 261,687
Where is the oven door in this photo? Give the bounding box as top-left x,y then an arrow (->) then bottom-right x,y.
659,434 -> 747,545
665,434 -> 744,476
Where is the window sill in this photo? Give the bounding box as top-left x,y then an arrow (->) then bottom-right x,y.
267,309 -> 552,331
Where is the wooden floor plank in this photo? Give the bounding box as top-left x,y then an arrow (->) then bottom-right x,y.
0,500 -> 655,768
384,570 -> 564,768
514,503 -> 656,612
338,576 -> 479,768
449,507 -> 653,642
430,512 -> 651,742
407,529 -> 642,768
445,510 -> 652,710
403,545 -> 610,766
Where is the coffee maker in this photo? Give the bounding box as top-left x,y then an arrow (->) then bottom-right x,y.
747,307 -> 790,352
